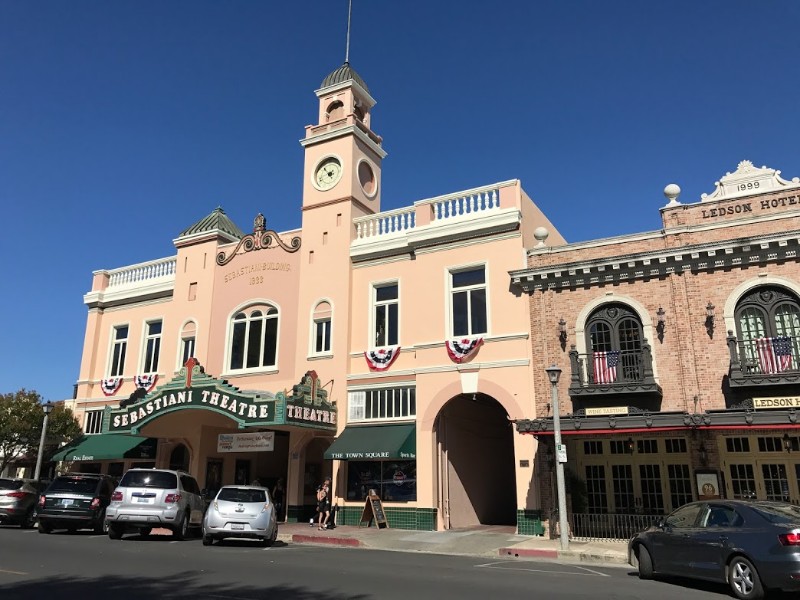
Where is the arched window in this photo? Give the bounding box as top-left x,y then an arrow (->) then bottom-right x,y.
229,305 -> 279,371
326,100 -> 344,121
734,287 -> 799,373
312,301 -> 332,354
585,303 -> 645,384
180,321 -> 197,367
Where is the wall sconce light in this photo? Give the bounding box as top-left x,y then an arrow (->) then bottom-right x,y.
655,307 -> 666,342
558,318 -> 567,344
705,302 -> 715,338
783,433 -> 794,452
625,437 -> 635,454
698,441 -> 708,466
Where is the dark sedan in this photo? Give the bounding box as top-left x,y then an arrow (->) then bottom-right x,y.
629,500 -> 800,599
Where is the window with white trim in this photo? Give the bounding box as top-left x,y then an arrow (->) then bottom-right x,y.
84,410 -> 103,435
142,320 -> 162,374
348,387 -> 416,422
229,305 -> 278,371
110,325 -> 128,377
312,301 -> 332,354
450,267 -> 487,336
373,283 -> 398,347
180,321 -> 197,366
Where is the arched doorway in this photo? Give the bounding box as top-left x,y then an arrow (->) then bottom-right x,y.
436,393 -> 516,529
169,444 -> 190,472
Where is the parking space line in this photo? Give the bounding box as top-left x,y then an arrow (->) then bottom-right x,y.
475,561 -> 609,577
0,568 -> 29,576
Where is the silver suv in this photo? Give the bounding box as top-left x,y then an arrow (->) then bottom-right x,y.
106,468 -> 205,540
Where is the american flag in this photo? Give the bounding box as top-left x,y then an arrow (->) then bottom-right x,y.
756,336 -> 794,374
593,350 -> 620,384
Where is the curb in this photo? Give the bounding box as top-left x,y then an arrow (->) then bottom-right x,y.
291,534 -> 362,547
499,547 -> 558,559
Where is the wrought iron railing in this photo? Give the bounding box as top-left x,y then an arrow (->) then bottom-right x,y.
568,344 -> 656,387
727,333 -> 800,379
567,512 -> 661,542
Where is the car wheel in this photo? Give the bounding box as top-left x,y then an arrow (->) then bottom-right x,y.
263,523 -> 278,547
38,521 -> 52,535
139,527 -> 152,538
637,544 -> 654,580
202,534 -> 214,546
108,524 -> 124,540
21,508 -> 36,530
728,556 -> 764,600
173,514 -> 189,541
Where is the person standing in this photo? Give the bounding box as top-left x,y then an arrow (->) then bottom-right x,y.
316,479 -> 331,530
272,478 -> 285,522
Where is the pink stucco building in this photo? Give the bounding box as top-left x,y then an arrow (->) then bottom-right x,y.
64,63 -> 563,531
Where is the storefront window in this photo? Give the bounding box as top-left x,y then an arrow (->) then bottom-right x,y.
346,460 -> 416,502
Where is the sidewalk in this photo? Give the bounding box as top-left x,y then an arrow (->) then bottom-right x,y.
276,522 -> 630,567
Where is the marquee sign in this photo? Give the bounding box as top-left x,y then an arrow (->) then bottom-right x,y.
103,361 -> 336,434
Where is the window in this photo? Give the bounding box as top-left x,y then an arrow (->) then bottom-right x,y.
142,320 -> 162,374
84,410 -> 103,435
110,325 -> 128,377
346,460 -> 416,502
229,305 -> 279,371
668,464 -> 693,508
585,465 -> 608,513
450,267 -> 487,337
665,503 -> 703,529
735,286 -> 800,373
665,438 -> 687,453
180,321 -> 197,366
583,441 -> 603,455
585,303 -> 644,384
726,437 -> 751,453
729,463 -> 756,499
348,387 -> 416,422
373,284 -> 398,347
636,439 -> 658,454
312,301 -> 332,354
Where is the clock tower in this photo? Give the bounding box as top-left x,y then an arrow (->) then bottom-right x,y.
295,63 -> 386,410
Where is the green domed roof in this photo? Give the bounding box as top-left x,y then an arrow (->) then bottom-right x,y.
320,62 -> 369,93
178,206 -> 244,240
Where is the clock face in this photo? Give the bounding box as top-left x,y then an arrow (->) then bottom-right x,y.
315,157 -> 343,191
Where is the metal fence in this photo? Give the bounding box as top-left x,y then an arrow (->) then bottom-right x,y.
568,512 -> 662,542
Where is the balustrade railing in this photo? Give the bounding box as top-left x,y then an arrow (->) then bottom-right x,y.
107,256 -> 177,288
423,186 -> 501,222
569,345 -> 655,387
354,206 -> 416,240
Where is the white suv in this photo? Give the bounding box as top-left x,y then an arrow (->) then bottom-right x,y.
106,468 -> 205,540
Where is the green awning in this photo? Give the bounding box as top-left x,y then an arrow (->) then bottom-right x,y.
324,424 -> 416,460
51,434 -> 157,462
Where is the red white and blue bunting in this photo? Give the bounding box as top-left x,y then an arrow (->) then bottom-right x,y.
364,346 -> 401,371
100,377 -> 123,397
445,337 -> 484,363
134,374 -> 158,392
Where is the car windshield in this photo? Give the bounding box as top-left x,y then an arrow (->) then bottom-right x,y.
119,471 -> 178,489
217,488 -> 267,503
0,479 -> 23,490
752,503 -> 800,524
47,477 -> 98,495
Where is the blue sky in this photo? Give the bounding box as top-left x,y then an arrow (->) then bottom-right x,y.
2,1 -> 799,402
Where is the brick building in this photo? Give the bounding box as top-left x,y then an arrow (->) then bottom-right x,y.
513,161 -> 800,534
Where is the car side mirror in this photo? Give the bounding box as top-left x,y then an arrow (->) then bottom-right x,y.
657,518 -> 666,529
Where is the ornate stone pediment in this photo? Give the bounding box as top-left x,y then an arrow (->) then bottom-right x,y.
701,160 -> 799,203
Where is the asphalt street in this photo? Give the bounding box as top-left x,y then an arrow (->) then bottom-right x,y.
0,526 -> 752,600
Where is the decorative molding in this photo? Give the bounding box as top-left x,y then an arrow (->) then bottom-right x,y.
701,161 -> 800,203
216,213 -> 301,266
346,358 -> 530,380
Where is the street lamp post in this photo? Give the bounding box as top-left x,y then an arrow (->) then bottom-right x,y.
545,365 -> 569,552
33,402 -> 54,481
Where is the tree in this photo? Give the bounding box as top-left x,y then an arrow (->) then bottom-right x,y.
0,389 -> 81,475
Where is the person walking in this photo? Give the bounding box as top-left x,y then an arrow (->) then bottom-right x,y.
316,479 -> 331,530
272,478 -> 285,522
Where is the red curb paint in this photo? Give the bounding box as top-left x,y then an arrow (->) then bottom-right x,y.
499,547 -> 558,559
292,534 -> 361,547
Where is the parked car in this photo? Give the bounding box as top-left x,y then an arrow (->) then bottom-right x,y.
106,468 -> 204,540
629,500 -> 800,599
37,473 -> 115,534
202,485 -> 278,546
0,478 -> 41,528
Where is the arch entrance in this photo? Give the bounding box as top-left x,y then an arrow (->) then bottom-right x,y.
436,393 -> 516,529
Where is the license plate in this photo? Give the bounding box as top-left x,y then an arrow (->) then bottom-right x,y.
137,497 -> 150,503
61,499 -> 74,507
232,523 -> 245,530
